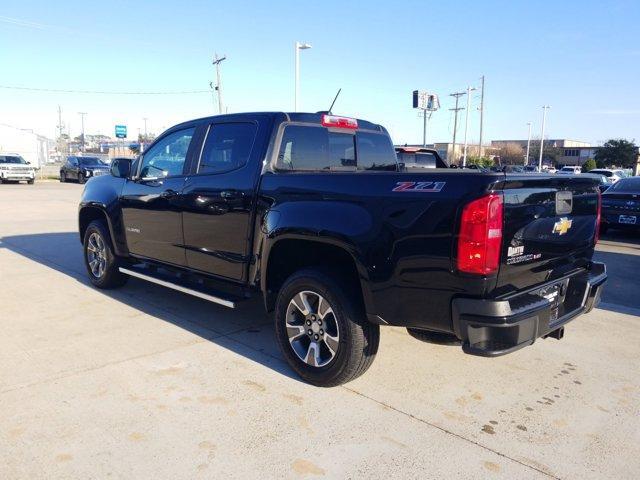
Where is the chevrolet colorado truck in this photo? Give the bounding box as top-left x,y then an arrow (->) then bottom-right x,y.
78,112 -> 606,387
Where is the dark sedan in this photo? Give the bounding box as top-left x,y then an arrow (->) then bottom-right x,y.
600,176 -> 640,233
60,156 -> 110,184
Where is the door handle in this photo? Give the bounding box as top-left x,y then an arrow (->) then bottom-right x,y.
160,189 -> 178,199
220,190 -> 242,200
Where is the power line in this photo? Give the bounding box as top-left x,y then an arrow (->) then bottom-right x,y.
0,85 -> 210,95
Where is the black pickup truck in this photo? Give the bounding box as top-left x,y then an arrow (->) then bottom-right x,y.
78,112 -> 606,387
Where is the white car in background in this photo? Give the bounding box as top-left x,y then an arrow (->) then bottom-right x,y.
558,165 -> 582,174
587,168 -> 627,184
0,153 -> 36,184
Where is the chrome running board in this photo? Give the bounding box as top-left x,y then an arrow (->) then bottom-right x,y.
119,267 -> 236,308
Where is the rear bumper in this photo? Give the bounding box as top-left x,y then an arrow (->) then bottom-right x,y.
452,262 -> 607,357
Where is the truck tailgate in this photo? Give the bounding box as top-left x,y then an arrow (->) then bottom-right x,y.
495,174 -> 600,295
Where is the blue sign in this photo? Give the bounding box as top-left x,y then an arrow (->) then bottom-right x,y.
115,125 -> 127,138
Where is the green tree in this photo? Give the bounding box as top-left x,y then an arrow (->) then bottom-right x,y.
467,156 -> 495,168
594,139 -> 638,168
527,141 -> 563,166
582,158 -> 597,172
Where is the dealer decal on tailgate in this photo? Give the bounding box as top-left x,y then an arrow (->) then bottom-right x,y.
392,181 -> 446,192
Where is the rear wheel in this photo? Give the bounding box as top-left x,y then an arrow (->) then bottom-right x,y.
275,269 -> 379,387
83,220 -> 128,289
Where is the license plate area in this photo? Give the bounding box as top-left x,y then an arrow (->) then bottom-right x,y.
532,279 -> 570,311
618,215 -> 636,225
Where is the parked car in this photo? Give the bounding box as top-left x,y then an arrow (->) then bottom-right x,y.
544,167 -> 557,174
78,112 -> 606,387
600,176 -> 640,233
558,166 -> 582,174
587,168 -> 626,184
0,153 -> 36,184
60,156 -> 110,184
394,147 -> 447,169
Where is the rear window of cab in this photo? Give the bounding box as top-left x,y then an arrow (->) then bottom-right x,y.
276,125 -> 398,172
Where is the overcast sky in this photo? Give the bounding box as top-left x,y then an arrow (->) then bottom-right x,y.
1,0 -> 638,145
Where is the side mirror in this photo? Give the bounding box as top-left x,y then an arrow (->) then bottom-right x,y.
111,158 -> 132,178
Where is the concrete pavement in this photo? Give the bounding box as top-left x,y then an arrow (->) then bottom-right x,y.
1,183 -> 639,479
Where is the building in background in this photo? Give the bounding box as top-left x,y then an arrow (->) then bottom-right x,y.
491,139 -> 595,166
0,124 -> 53,168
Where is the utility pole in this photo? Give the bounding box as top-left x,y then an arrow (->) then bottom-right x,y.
538,106 -> 551,171
462,86 -> 477,167
525,121 -> 532,166
57,105 -> 63,139
141,117 -> 148,153
78,112 -> 87,152
449,91 -> 466,165
212,53 -> 226,114
478,75 -> 485,157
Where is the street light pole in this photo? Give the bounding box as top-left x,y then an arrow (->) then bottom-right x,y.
294,41 -> 312,112
78,112 -> 87,152
525,121 -> 532,166
538,106 -> 551,171
462,86 -> 477,168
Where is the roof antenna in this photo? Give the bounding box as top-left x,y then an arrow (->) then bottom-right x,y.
328,88 -> 341,114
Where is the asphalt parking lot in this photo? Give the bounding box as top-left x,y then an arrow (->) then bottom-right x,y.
1,182 -> 639,479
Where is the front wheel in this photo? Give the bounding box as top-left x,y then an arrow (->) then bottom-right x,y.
274,269 -> 379,387
27,178 -> 35,185
59,171 -> 66,183
78,173 -> 86,184
83,220 -> 128,289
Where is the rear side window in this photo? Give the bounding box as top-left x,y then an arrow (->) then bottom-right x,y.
276,125 -> 397,172
356,132 -> 398,171
198,122 -> 257,174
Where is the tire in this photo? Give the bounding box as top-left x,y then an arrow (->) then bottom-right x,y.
27,178 -> 35,185
60,171 -> 66,182
83,220 -> 128,289
274,268 -> 379,387
78,172 -> 86,184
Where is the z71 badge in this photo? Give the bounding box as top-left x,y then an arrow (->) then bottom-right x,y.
392,181 -> 446,192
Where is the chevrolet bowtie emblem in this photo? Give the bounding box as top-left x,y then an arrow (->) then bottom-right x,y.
552,217 -> 572,235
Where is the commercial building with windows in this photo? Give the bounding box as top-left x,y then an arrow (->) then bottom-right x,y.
491,139 -> 595,166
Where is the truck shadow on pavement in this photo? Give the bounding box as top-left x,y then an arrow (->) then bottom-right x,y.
1,232 -> 303,383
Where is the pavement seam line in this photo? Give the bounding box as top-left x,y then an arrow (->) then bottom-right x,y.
342,386 -> 560,479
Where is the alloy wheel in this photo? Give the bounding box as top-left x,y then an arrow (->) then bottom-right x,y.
286,290 -> 340,367
86,232 -> 107,278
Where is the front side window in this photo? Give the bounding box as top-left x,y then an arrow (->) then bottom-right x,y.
198,123 -> 257,174
139,127 -> 195,178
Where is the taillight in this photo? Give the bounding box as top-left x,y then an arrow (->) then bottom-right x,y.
457,194 -> 503,275
321,114 -> 358,129
594,190 -> 602,244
